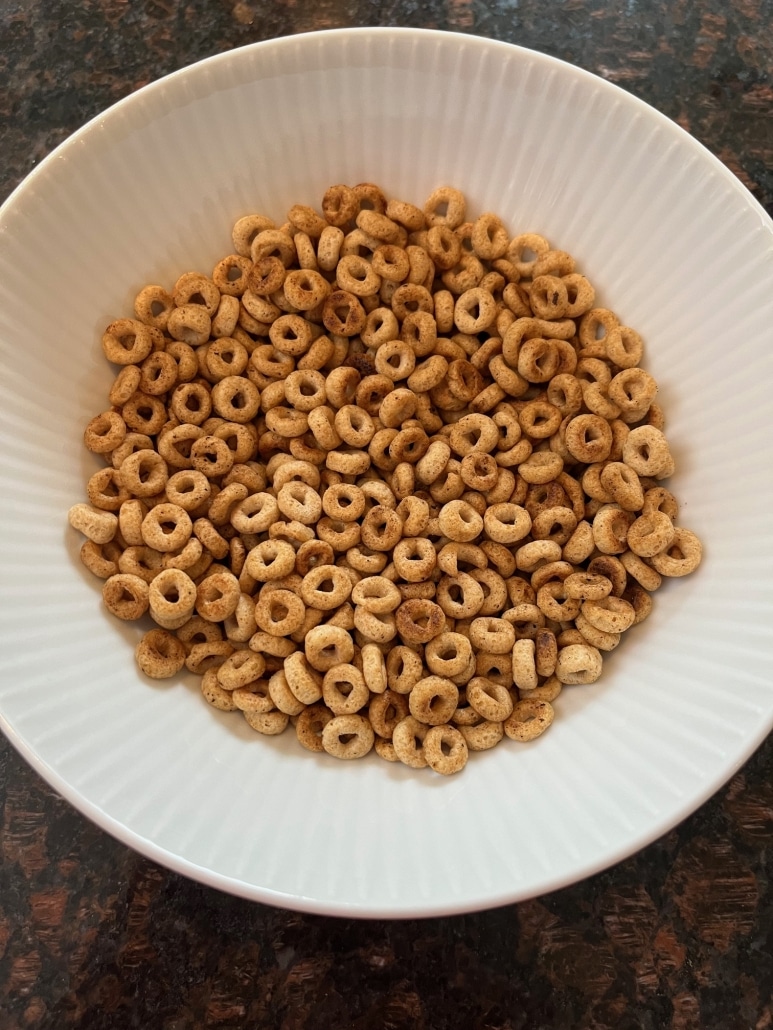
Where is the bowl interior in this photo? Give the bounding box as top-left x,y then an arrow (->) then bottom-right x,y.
1,27 -> 772,917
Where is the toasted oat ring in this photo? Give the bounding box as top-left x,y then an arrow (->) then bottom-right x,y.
299,564 -> 352,611
423,725 -> 468,776
243,709 -> 290,736
648,528 -> 703,577
459,721 -> 504,752
295,704 -> 334,753
448,413 -> 499,457
555,643 -> 604,684
466,676 -> 514,722
334,404 -> 375,447
435,573 -> 485,619
353,606 -> 397,644
305,625 -> 355,672
395,496 -> 430,537
622,426 -> 673,478
592,505 -> 635,555
599,462 -> 644,512
140,503 -> 192,553
460,452 -> 499,492
575,613 -> 621,651
391,537 -> 437,583
243,540 -> 295,583
189,435 -> 234,479
582,596 -> 636,634
643,486 -> 679,521
195,570 -> 240,623
216,651 -> 267,691
367,689 -> 409,739
469,616 -> 515,655
511,638 -> 537,691
254,588 -> 306,636
424,632 -> 473,678
320,483 -> 364,523
84,410 -> 127,454
564,414 -> 613,463
605,326 -> 644,368
185,640 -> 235,676
360,505 -> 403,552
117,449 -> 169,498
283,651 -> 323,705
395,598 -> 445,644
351,575 -> 401,614
135,628 -> 187,679
200,668 -> 239,712
620,550 -> 662,592
563,572 -> 613,601
102,318 -> 156,365
374,338 -> 417,383
483,503 -> 532,544
102,573 -> 149,621
322,714 -> 374,760
322,664 -> 369,716
231,678 -> 275,714
626,511 -> 676,557
322,290 -> 367,337
608,367 -> 657,414
392,716 -> 429,768
518,451 -> 563,486
423,186 -> 466,229
504,700 -> 555,742
438,499 -> 484,543
358,643 -> 387,696
409,676 -> 459,726
163,470 -> 209,512
453,287 -> 497,334
230,492 -> 279,534
529,275 -> 569,320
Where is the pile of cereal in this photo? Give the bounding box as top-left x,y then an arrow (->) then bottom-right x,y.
68,184 -> 702,775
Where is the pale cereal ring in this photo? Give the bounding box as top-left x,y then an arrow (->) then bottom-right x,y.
305,624 -> 355,672
232,680 -> 275,715
165,470 -> 211,512
606,326 -> 644,368
211,376 -> 261,423
408,675 -> 459,726
283,650 -> 324,705
423,725 -> 468,776
295,703 -> 335,752
642,486 -> 679,521
277,481 -> 323,525
530,506 -> 577,545
200,668 -> 239,712
267,669 -> 306,716
506,233 -> 550,278
391,716 -> 429,768
135,628 -> 187,679
592,505 -> 635,555
459,720 -> 504,752
351,575 -> 401,614
622,426 -> 674,478
185,640 -> 235,676
469,617 -> 515,655
512,638 -> 538,691
504,700 -> 555,742
102,573 -> 149,621
141,503 -> 192,553
424,632 -> 473,678
321,664 -> 369,716
575,612 -> 621,651
626,510 -> 675,558
368,689 -> 410,739
149,568 -> 197,626
243,709 -> 290,736
555,643 -> 604,684
216,651 -> 266,691
563,572 -> 613,601
254,588 -> 306,636
118,449 -> 169,498
322,714 -> 374,760
230,492 -> 279,535
189,434 -> 235,478
294,539 -> 335,577
435,573 -> 485,619
581,596 -> 636,634
244,539 -> 296,582
68,503 -> 118,544
648,528 -> 703,577
424,186 -> 466,229
483,503 -> 532,544
437,499 -> 483,543
453,287 -> 498,334
223,592 -> 258,643
80,538 -> 121,579
518,451 -> 563,485
564,414 -> 613,463
298,565 -> 351,612
503,602 -> 545,639
192,517 -> 229,560
620,550 -> 662,592
386,645 -> 425,694
599,461 -> 644,512
466,676 -> 514,722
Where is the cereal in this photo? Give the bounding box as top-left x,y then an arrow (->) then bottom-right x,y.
69,183 -> 703,775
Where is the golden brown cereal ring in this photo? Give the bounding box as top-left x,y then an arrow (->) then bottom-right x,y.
300,564 -> 353,611
466,676 -> 514,722
564,414 -> 613,463
648,528 -> 703,577
424,186 -> 466,229
141,503 -> 192,553
469,617 -> 515,655
642,486 -> 679,521
592,505 -> 635,555
436,573 -> 485,619
283,650 -> 324,705
68,503 -> 118,544
305,624 -> 355,671
216,651 -> 266,691
424,632 -> 473,678
409,675 -> 459,726
84,410 -> 127,454
504,700 -> 555,742
626,511 -> 676,557
265,669 -> 305,716
136,629 -> 187,679
102,318 -> 156,365
394,598 -> 444,644
555,643 -> 604,684
322,664 -> 369,716
231,679 -> 275,714
102,573 -> 149,621
351,575 -> 401,614
518,451 -> 563,485
511,638 -> 538,691
185,640 -> 235,675
243,709 -> 290,735
254,588 -> 306,636
459,721 -> 504,752
367,689 -> 409,739
587,555 -> 628,597
200,668 -> 239,711
295,703 -> 334,752
483,503 -> 531,544
322,714 -> 374,760
620,550 -> 662,592
575,613 -> 621,651
423,725 -> 468,775
244,539 -> 296,582
582,596 -> 636,634
392,716 -> 429,768
622,426 -> 674,478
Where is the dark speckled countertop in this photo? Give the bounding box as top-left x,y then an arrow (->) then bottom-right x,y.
1,2 -> 772,1028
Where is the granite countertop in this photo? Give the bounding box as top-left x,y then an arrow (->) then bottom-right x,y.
1,2 -> 772,1027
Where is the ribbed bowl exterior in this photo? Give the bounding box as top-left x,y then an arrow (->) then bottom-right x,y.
0,28 -> 771,917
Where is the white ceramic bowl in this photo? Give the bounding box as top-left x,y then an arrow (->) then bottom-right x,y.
1,28 -> 772,918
